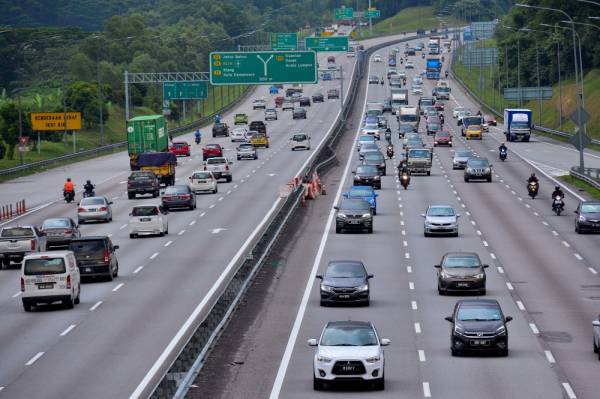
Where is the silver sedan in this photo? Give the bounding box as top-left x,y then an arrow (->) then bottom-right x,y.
422,205 -> 460,237
77,197 -> 113,224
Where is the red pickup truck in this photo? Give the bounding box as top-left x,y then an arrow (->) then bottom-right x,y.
169,141 -> 191,157
202,144 -> 223,161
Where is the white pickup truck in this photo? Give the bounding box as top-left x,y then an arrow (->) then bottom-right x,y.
204,157 -> 233,182
0,226 -> 46,268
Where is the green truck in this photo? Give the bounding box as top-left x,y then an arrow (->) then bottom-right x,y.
127,115 -> 168,170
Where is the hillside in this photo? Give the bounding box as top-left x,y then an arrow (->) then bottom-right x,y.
363,6 -> 462,38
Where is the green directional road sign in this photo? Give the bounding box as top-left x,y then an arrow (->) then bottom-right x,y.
365,9 -> 381,18
304,36 -> 349,52
271,33 -> 298,51
163,81 -> 208,100
209,51 -> 318,85
335,7 -> 353,20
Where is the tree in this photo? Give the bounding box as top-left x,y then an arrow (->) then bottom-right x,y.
0,102 -> 31,160
65,81 -> 108,129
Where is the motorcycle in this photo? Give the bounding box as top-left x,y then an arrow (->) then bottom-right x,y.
380,79 -> 384,85
445,71 -> 449,79
385,132 -> 392,144
64,190 -> 75,203
387,146 -> 394,159
527,181 -> 539,199
499,148 -> 507,161
83,190 -> 95,198
552,196 -> 564,216
400,172 -> 410,190
195,136 -> 201,144
422,53 -> 425,59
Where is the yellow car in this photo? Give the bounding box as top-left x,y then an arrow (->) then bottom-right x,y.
465,125 -> 483,140
250,132 -> 269,148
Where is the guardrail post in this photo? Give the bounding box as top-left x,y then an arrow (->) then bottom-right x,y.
9,204 -> 13,218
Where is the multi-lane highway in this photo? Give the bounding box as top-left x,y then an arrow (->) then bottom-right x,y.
189,37 -> 600,399
0,31 -> 431,398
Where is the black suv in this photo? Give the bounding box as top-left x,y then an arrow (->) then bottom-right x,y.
212,123 -> 229,138
249,120 -> 267,134
464,157 -> 492,182
69,236 -> 119,281
335,198 -> 373,234
312,93 -> 324,103
127,171 -> 160,199
445,299 -> 512,356
362,152 -> 386,176
292,108 -> 307,119
299,97 -> 311,107
327,89 -> 340,99
316,260 -> 373,306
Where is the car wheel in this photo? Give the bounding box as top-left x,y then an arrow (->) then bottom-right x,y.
453,232 -> 459,237
373,376 -> 385,391
107,268 -> 114,281
438,286 -> 445,295
373,208 -> 377,215
64,296 -> 74,309
128,193 -> 134,199
159,232 -> 165,237
74,285 -> 81,304
227,176 -> 232,183
313,376 -> 324,391
1,258 -> 10,268
424,231 -> 429,237
575,224 -> 581,234
427,171 -> 431,176
78,219 -> 83,225
499,348 -> 509,357
153,191 -> 159,198
367,226 -> 373,234
129,234 -> 135,239
479,289 -> 486,296
464,177 -> 469,182
451,348 -> 460,357
237,156 -> 241,160
487,177 -> 492,182
336,226 -> 342,234
113,263 -> 119,277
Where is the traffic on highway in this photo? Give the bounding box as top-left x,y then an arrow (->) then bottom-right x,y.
1,14 -> 600,399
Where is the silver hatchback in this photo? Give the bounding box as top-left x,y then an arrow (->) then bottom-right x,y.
77,197 -> 113,224
422,205 -> 459,237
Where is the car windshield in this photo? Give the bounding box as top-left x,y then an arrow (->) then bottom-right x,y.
428,207 -> 454,217
457,306 -> 502,322
437,87 -> 450,92
356,165 -> 378,174
428,123 -> 440,130
454,107 -> 465,112
207,158 -> 226,164
320,325 -> 378,346
80,198 -> 105,206
455,151 -> 472,158
239,144 -> 253,149
1,227 -> 34,237
164,186 -> 188,194
436,132 -> 450,138
464,116 -> 482,126
326,262 -> 365,278
131,173 -> 154,181
292,134 -> 307,141
339,199 -> 370,210
206,144 -> 220,149
24,257 -> 66,275
348,189 -> 373,198
364,153 -> 383,161
468,159 -> 489,167
265,109 -> 275,112
444,255 -> 481,268
192,172 -> 211,179
359,136 -> 375,143
42,219 -> 69,228
408,149 -> 429,158
582,204 -> 600,213
70,240 -> 105,254
132,206 -> 158,217
512,122 -> 529,129
400,125 -> 414,132
361,143 -> 378,151
173,143 -> 186,149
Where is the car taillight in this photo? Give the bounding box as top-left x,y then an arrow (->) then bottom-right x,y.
127,182 -> 133,188
78,207 -> 86,213
64,229 -> 72,235
204,166 -> 207,170
449,141 -> 452,144
66,275 -> 72,289
99,206 -> 108,212
434,141 -> 438,144
181,194 -> 191,199
104,249 -> 110,264
31,239 -> 36,250
21,277 -> 25,292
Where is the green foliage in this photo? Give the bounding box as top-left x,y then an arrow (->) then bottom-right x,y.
64,81 -> 109,128
0,102 -> 32,160
434,0 -> 511,20
0,139 -> 6,160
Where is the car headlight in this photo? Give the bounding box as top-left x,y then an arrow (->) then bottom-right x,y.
356,284 -> 369,292
337,213 -> 347,219
320,284 -> 334,293
579,215 -> 587,222
495,325 -> 506,336
380,163 -> 385,168
362,213 -> 372,219
374,175 -> 380,180
365,356 -> 380,363
474,273 -> 485,279
440,270 -> 451,279
454,325 -> 466,336
317,355 -> 332,363
466,168 -> 473,173
484,168 -> 491,173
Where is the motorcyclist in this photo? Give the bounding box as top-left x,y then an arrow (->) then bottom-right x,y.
445,70 -> 449,79
422,53 -> 425,59
551,185 -> 565,208
194,129 -> 202,144
385,127 -> 392,143
83,180 -> 95,196
63,178 -> 75,201
499,142 -> 507,153
527,173 -> 539,184
387,144 -> 394,159
214,114 -> 221,124
441,55 -> 445,63
476,110 -> 482,116
439,114 -> 445,126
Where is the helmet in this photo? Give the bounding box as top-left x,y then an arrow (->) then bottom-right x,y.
555,185 -> 560,191
66,178 -> 71,182
501,142 -> 505,146
86,180 -> 91,184
530,173 -> 536,177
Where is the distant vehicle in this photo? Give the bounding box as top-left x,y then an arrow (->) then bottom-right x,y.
434,131 -> 452,147
358,142 -> 380,160
464,157 -> 492,182
274,96 -> 285,107
422,205 -> 459,237
327,55 -> 335,63
299,97 -> 311,107
250,132 -> 269,148
405,148 -> 432,175
212,122 -> 229,138
230,126 -> 249,142
252,99 -> 266,109
41,218 -> 81,249
127,114 -> 168,170
343,186 -> 378,215
161,185 -> 196,210
69,236 -> 119,281
433,101 -> 445,111
21,251 -> 81,311
127,171 -> 160,199
574,201 -> 600,234
308,321 -> 389,390
312,92 -> 324,103
290,133 -> 311,151
264,108 -> 278,121
504,108 -> 532,142
464,124 -> 483,140
411,84 -> 424,95
316,260 -> 373,305
452,106 -> 466,118
452,149 -> 473,170
169,141 -> 191,157
445,299 -> 512,357
484,114 -> 497,127
137,152 -> 177,186
128,204 -> 169,238
189,170 -> 218,194
292,108 -> 307,119
234,113 -> 248,125
362,152 -> 387,176
236,143 -> 258,160
327,89 -> 340,99
204,156 -> 233,182
77,196 -> 113,224
373,54 -> 382,62
335,198 -> 374,233
405,61 -> 414,69
356,134 -> 376,151
282,100 -> 294,111
0,226 -> 46,268
435,252 -> 487,295
202,143 -> 223,161
426,121 -> 442,136
353,165 -> 381,189
249,120 -> 267,134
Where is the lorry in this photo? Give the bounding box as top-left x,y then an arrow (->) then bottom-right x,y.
405,148 -> 433,176
428,37 -> 441,55
390,88 -> 409,115
399,106 -> 419,131
127,115 -> 168,170
433,81 -> 451,100
504,108 -> 532,142
426,58 -> 442,80
137,152 -> 177,186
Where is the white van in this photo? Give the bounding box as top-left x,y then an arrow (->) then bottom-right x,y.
128,204 -> 169,238
21,251 -> 81,312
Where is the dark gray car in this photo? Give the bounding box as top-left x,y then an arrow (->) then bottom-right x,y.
41,218 -> 81,250
452,149 -> 473,169
575,201 -> 600,234
353,165 -> 381,189
435,252 -> 488,295
335,198 -> 373,234
316,260 -> 373,306
464,157 -> 492,182
292,108 -> 307,119
362,152 -> 387,176
161,185 -> 196,210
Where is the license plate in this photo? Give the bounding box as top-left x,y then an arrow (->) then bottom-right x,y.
140,218 -> 151,222
198,180 -> 207,183
8,243 -> 19,248
85,267 -> 92,272
457,282 -> 470,288
342,366 -> 355,372
470,340 -> 490,346
338,295 -> 350,299
88,208 -> 97,212
348,220 -> 361,224
38,283 -> 54,289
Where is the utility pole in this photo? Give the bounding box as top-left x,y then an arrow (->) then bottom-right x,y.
368,0 -> 372,34
124,71 -> 130,121
17,94 -> 24,165
557,40 -> 563,130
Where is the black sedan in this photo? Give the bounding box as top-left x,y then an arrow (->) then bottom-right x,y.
575,201 -> 600,233
369,75 -> 380,84
316,260 -> 373,306
161,185 -> 196,210
435,252 -> 488,295
299,97 -> 311,107
312,93 -> 324,103
426,121 -> 442,136
292,108 -> 307,119
353,165 -> 381,189
445,299 -> 512,356
362,152 -> 387,176
327,89 -> 340,99
334,198 -> 373,234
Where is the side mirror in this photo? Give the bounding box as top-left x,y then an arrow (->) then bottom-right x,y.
189,176 -> 193,180
483,264 -> 489,268
434,264 -> 441,268
380,338 -> 391,346
456,214 -> 461,218
229,161 -> 233,165
489,164 -> 493,168
444,316 -> 453,322
367,274 -> 374,279
333,206 -> 339,210
315,274 -> 323,280
593,320 -> 600,327
505,316 -> 513,323
574,210 -> 579,214
420,213 -> 426,217
351,171 -> 356,174
307,338 -> 318,346
114,245 -> 120,250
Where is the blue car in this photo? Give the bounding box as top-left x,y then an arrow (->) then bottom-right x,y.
343,186 -> 379,215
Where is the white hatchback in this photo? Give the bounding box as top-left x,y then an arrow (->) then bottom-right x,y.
21,251 -> 81,311
290,133 -> 311,151
189,170 -> 218,194
373,54 -> 382,62
128,204 -> 169,238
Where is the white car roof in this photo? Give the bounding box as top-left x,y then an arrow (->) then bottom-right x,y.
24,250 -> 72,259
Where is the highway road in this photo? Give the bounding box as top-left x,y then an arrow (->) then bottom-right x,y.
190,37 -> 600,399
0,31 -> 429,398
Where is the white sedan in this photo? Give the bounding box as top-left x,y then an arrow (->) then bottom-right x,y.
452,107 -> 466,118
373,54 -> 382,62
230,126 -> 249,142
405,61 -> 414,69
188,170 -> 218,194
309,320 -> 389,391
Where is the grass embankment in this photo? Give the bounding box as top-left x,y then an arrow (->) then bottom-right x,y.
559,175 -> 600,200
0,84 -> 247,171
358,6 -> 462,39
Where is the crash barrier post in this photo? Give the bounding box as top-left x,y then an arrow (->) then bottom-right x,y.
0,200 -> 26,220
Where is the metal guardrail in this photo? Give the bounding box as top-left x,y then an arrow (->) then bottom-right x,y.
570,167 -> 600,190
0,87 -> 255,178
146,34 -> 424,399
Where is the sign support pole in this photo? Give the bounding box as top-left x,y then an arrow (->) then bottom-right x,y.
17,94 -> 24,165
340,66 -> 345,120
37,131 -> 40,154
124,70 -> 130,121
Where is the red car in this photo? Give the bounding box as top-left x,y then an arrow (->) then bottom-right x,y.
275,96 -> 284,108
485,114 -> 497,126
202,144 -> 223,161
434,131 -> 453,147
434,101 -> 445,111
169,141 -> 191,157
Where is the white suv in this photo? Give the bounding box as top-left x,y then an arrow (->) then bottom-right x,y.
128,204 -> 169,238
21,251 -> 81,311
308,320 -> 389,391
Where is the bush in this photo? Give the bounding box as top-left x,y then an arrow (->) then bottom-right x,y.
0,139 -> 6,160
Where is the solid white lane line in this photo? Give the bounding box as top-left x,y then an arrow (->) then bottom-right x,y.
423,382 -> 432,398
25,352 -> 44,366
178,230 -> 185,236
562,241 -> 570,248
406,266 -> 412,273
575,253 -> 583,261
133,266 -> 144,274
418,350 -> 426,362
545,350 -> 556,363
12,292 -> 21,298
409,282 -> 415,290
150,252 -> 159,260
588,267 -> 598,275
120,224 -> 127,230
164,241 -> 172,247
411,300 -> 418,310
90,301 -> 102,311
530,323 -> 540,335
516,301 -> 526,311
497,267 -> 504,274
506,282 -> 514,290
414,322 -> 422,334
112,283 -> 124,292
60,324 -> 76,337
562,383 -> 577,399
